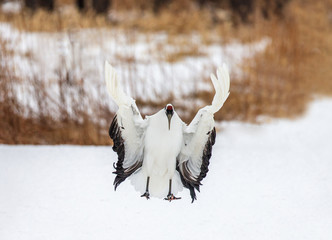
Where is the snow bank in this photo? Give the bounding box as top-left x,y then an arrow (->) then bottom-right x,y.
1,1 -> 22,14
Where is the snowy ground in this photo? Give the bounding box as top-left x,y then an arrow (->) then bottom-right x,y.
1,98 -> 332,240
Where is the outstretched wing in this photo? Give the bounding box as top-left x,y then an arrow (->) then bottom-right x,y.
177,64 -> 230,202
105,61 -> 147,190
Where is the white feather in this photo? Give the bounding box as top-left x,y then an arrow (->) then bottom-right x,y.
105,61 -> 134,107
105,61 -> 230,200
105,61 -> 146,169
210,63 -> 230,114
179,63 -> 230,179
132,109 -> 184,198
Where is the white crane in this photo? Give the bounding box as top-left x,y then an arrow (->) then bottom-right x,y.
105,61 -> 230,202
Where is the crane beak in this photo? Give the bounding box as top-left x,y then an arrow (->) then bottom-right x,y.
165,104 -> 174,131
167,113 -> 172,130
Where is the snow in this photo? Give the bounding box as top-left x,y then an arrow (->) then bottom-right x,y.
1,98 -> 331,240
1,1 -> 22,14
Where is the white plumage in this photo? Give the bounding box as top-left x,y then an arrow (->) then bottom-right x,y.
105,61 -> 230,202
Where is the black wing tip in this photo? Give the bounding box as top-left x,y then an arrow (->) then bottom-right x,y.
177,127 -> 217,203
190,190 -> 197,203
196,128 -> 216,183
109,114 -> 143,191
109,114 -> 118,139
113,180 -> 119,191
211,127 -> 216,145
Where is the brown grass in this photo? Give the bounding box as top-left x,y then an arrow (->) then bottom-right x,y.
0,5 -> 214,35
290,0 -> 332,95
0,42 -> 112,145
215,0 -> 332,122
218,19 -> 307,122
1,0 -> 332,144
0,8 -> 109,31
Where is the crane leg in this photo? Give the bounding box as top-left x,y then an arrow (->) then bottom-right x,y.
141,176 -> 150,199
164,179 -> 181,201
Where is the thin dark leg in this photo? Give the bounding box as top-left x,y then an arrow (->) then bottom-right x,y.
141,176 -> 150,199
168,179 -> 172,195
164,179 -> 181,201
146,176 -> 150,192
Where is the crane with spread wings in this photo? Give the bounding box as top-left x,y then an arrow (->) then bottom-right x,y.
105,62 -> 230,202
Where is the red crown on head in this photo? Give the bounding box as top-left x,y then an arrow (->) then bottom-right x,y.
167,105 -> 173,111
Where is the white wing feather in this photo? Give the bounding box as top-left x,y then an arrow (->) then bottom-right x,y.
105,61 -> 135,107
178,64 -> 230,201
185,63 -> 230,135
105,61 -> 147,189
209,63 -> 230,113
